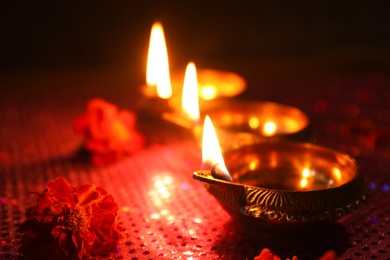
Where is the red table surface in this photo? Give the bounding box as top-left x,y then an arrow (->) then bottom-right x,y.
0,72 -> 389,259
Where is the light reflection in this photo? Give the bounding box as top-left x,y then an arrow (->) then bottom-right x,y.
166,215 -> 175,222
150,213 -> 160,219
248,117 -> 260,129
269,151 -> 278,168
302,168 -> 310,178
333,167 -> 342,182
300,167 -> 311,188
160,209 -> 169,216
148,174 -> 175,219
263,121 -> 277,136
200,85 -> 217,100
193,218 -> 202,224
188,229 -> 196,235
122,206 -> 130,212
300,178 -> 308,188
249,160 -> 258,171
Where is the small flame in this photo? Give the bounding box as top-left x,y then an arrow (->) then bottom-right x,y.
146,22 -> 172,99
263,121 -> 277,136
182,62 -> 200,122
201,115 -> 232,181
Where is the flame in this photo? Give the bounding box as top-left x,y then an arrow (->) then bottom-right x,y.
182,62 -> 200,122
146,22 -> 172,99
263,121 -> 277,136
201,115 -> 232,181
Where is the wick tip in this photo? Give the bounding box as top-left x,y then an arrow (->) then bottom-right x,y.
211,165 -> 232,182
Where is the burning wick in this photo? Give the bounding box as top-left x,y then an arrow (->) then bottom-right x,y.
201,116 -> 232,182
210,164 -> 232,181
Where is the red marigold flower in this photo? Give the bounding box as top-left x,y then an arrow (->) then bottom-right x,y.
319,250 -> 337,260
254,248 -> 282,260
74,98 -> 144,165
254,248 -> 337,260
19,178 -> 124,259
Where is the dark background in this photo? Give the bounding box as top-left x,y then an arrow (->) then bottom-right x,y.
1,2 -> 390,96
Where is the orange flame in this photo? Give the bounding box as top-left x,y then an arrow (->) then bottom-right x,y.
182,62 -> 200,122
201,116 -> 232,181
146,22 -> 172,99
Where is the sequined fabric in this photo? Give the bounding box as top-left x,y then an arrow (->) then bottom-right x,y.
0,75 -> 389,259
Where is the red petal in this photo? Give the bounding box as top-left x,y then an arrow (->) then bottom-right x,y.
98,194 -> 118,213
46,178 -> 74,200
254,248 -> 281,260
76,184 -> 100,205
319,250 -> 337,260
90,214 -> 103,233
35,192 -> 56,208
119,110 -> 136,127
97,211 -> 116,235
74,114 -> 89,135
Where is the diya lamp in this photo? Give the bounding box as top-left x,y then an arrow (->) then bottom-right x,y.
162,62 -> 201,128
139,22 -> 247,118
193,116 -> 367,230
201,100 -> 311,151
162,62 -> 311,150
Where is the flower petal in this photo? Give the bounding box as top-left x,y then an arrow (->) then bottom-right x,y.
98,194 -> 118,213
46,178 -> 74,200
254,248 -> 281,260
76,184 -> 100,205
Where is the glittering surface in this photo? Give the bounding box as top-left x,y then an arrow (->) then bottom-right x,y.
0,75 -> 390,259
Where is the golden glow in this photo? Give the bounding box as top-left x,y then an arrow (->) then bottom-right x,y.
146,22 -> 172,99
249,160 -> 258,171
121,206 -> 130,212
148,175 -> 174,208
193,217 -> 202,224
200,85 -> 217,100
182,62 -> 200,121
150,213 -> 160,219
300,178 -> 308,188
201,116 -> 231,180
300,167 -> 310,188
302,167 -> 310,178
248,117 -> 260,129
263,121 -> 277,136
333,167 -> 342,182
